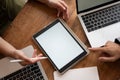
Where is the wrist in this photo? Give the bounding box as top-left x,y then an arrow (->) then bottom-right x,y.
11,49 -> 19,59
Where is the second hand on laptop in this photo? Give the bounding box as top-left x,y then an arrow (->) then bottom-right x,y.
10,57 -> 48,63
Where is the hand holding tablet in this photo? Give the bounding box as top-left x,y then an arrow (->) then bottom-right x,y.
33,19 -> 89,74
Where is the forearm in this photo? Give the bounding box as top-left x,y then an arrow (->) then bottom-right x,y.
0,37 -> 16,58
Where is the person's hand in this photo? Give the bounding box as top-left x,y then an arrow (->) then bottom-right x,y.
13,49 -> 43,65
40,0 -> 69,20
47,0 -> 69,20
89,41 -> 120,62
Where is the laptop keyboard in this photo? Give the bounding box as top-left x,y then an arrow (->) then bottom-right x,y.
0,63 -> 45,80
82,3 -> 120,32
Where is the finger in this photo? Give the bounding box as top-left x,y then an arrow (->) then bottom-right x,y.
98,57 -> 116,62
21,56 -> 43,65
59,1 -> 69,20
30,57 -> 42,63
89,47 -> 106,52
57,10 -> 61,17
37,54 -> 43,57
56,1 -> 66,11
32,49 -> 37,57
22,58 -> 40,65
106,41 -> 112,45
66,9 -> 69,19
62,9 -> 69,20
59,0 -> 68,10
89,47 -> 101,51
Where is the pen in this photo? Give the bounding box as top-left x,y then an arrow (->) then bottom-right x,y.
10,57 -> 48,63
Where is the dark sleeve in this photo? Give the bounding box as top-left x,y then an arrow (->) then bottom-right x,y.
0,0 -> 26,35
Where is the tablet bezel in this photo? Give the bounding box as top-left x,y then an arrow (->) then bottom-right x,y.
33,19 -> 89,74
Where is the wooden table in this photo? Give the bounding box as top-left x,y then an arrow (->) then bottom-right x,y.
2,0 -> 120,80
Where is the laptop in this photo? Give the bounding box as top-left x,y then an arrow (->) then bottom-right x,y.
0,45 -> 48,80
76,0 -> 120,47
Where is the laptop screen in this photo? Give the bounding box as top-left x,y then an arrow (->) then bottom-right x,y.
76,0 -> 116,13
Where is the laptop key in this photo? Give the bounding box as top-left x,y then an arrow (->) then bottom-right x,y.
102,20 -> 118,27
0,63 -> 46,80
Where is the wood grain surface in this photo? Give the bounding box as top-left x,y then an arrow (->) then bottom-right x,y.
2,0 -> 120,80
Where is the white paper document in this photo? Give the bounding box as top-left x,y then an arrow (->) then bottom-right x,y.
54,66 -> 99,80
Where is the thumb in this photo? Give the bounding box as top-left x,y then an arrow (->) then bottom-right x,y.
99,57 -> 116,62
32,49 -> 37,57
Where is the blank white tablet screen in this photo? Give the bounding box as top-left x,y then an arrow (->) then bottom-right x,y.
36,22 -> 84,69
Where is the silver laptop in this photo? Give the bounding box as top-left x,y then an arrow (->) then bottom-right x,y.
76,0 -> 120,47
0,45 -> 48,80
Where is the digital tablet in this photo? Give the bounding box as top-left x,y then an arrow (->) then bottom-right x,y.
33,19 -> 89,74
